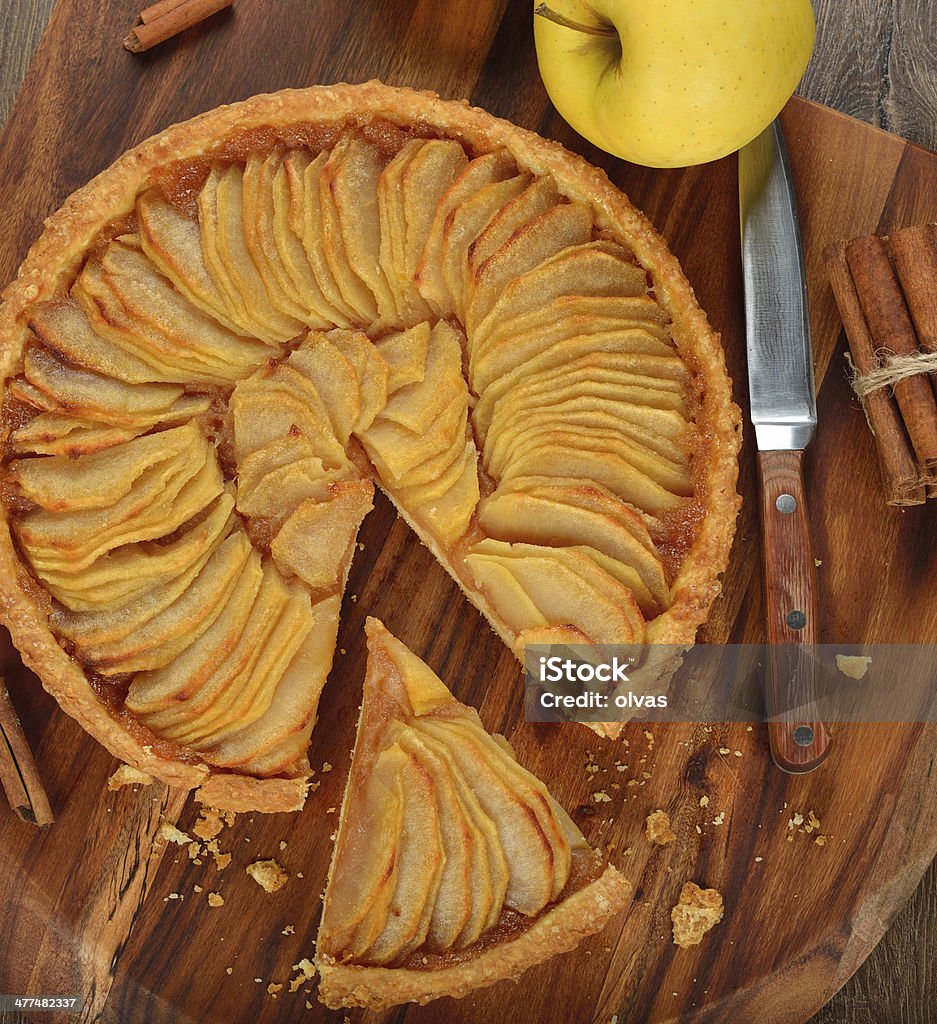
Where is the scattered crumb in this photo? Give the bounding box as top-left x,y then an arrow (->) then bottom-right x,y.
717,747 -> 731,755
754,856 -> 763,863
267,982 -> 283,998
321,762 -> 333,773
788,812 -> 804,830
246,859 -> 289,893
158,822 -> 191,846
711,811 -> 726,826
671,882 -> 725,948
194,885 -> 203,894
282,924 -> 295,935
193,807 -> 226,841
815,558 -> 822,567
836,654 -> 872,680
225,967 -> 233,975
734,750 -> 742,757
593,790 -> 612,803
279,840 -> 288,851
208,892 -> 224,908
815,836 -> 828,847
108,765 -> 154,790
699,795 -> 709,808
646,809 -> 677,846
292,958 -> 316,981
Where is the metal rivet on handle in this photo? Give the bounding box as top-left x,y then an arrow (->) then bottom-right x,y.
793,725 -> 815,747
776,494 -> 796,513
786,610 -> 807,630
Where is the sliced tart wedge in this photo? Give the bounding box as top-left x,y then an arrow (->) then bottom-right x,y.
315,618 -> 631,1009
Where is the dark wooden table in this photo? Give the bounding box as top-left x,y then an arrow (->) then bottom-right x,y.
0,3 -> 935,1023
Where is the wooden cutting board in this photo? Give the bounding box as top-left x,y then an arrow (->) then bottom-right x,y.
2,3 -> 937,1023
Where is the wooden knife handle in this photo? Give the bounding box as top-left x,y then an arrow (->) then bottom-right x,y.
757,449 -> 832,773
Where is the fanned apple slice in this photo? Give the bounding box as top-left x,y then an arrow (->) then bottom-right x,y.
206,592 -> 340,767
7,416 -> 141,458
465,202 -> 595,337
477,488 -> 669,616
397,440 -> 479,547
325,134 -> 400,325
243,151 -> 332,329
76,528 -> 254,675
374,322 -> 431,394
468,240 -> 648,356
137,189 -> 265,340
269,152 -> 352,326
401,139 -> 468,281
377,138 -> 432,322
40,490 -> 236,614
474,329 -> 686,411
415,150 -> 517,314
270,480 -> 374,591
472,292 -> 671,372
126,545 -> 265,715
464,539 -> 647,644
326,329 -> 390,432
439,173 -> 530,320
287,334 -> 361,443
317,140 -> 382,324
316,619 -> 629,1009
376,320 -> 464,434
467,176 -> 561,281
201,165 -> 305,343
28,301 -> 177,384
287,150 -> 361,325
95,237 -> 272,378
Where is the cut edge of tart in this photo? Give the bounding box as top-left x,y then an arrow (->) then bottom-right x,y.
314,617 -> 631,1009
0,82 -> 741,811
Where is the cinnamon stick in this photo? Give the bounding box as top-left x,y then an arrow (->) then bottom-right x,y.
823,240 -> 926,505
845,233 -> 937,471
124,0 -> 233,53
0,678 -> 53,827
888,223 -> 937,355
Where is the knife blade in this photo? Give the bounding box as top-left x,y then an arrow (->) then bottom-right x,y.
739,119 -> 832,774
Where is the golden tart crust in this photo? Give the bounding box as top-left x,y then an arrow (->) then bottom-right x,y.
0,82 -> 741,811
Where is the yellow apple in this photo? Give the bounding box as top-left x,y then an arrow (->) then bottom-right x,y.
533,0 -> 815,167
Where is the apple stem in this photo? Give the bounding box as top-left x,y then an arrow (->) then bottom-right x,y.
533,3 -> 617,38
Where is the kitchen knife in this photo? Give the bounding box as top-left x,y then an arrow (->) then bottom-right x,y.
738,119 -> 832,774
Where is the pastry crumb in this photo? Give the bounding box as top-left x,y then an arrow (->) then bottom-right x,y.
193,807 -> 226,841
158,822 -> 191,846
645,809 -> 677,846
107,765 -> 154,790
282,924 -> 295,935
267,982 -> 282,998
593,790 -> 612,803
208,892 -> 224,907
671,882 -> 724,948
246,859 -> 289,893
699,795 -> 709,808
835,654 -> 872,680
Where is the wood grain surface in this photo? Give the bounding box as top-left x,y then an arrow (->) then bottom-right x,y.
1,3 -> 937,1024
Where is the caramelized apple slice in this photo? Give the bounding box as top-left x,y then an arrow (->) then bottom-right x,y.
126,545 -> 264,714
38,490 -> 235,613
374,322 -> 431,394
397,440 -> 479,547
8,416 -> 141,458
468,240 -> 648,355
270,480 -> 374,590
137,190 -> 262,340
206,592 -> 340,767
465,539 -> 646,643
465,203 -> 595,337
272,151 -> 353,326
415,150 -> 517,314
29,301 -> 179,385
243,152 -> 332,329
377,138 -> 432,322
477,489 -> 669,616
401,139 -> 468,281
440,173 -> 530,319
467,176 -> 560,281
78,528 -> 254,675
326,329 -> 390,433
288,150 -> 361,325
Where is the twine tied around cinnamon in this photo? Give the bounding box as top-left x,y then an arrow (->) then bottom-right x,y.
847,348 -> 937,399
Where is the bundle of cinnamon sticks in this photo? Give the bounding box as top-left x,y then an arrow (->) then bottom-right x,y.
824,224 -> 937,505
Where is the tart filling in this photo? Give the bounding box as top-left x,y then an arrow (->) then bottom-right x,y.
315,618 -> 631,1008
0,83 -> 740,810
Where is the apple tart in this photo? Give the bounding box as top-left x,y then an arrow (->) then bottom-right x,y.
0,83 -> 740,811
315,618 -> 630,1008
